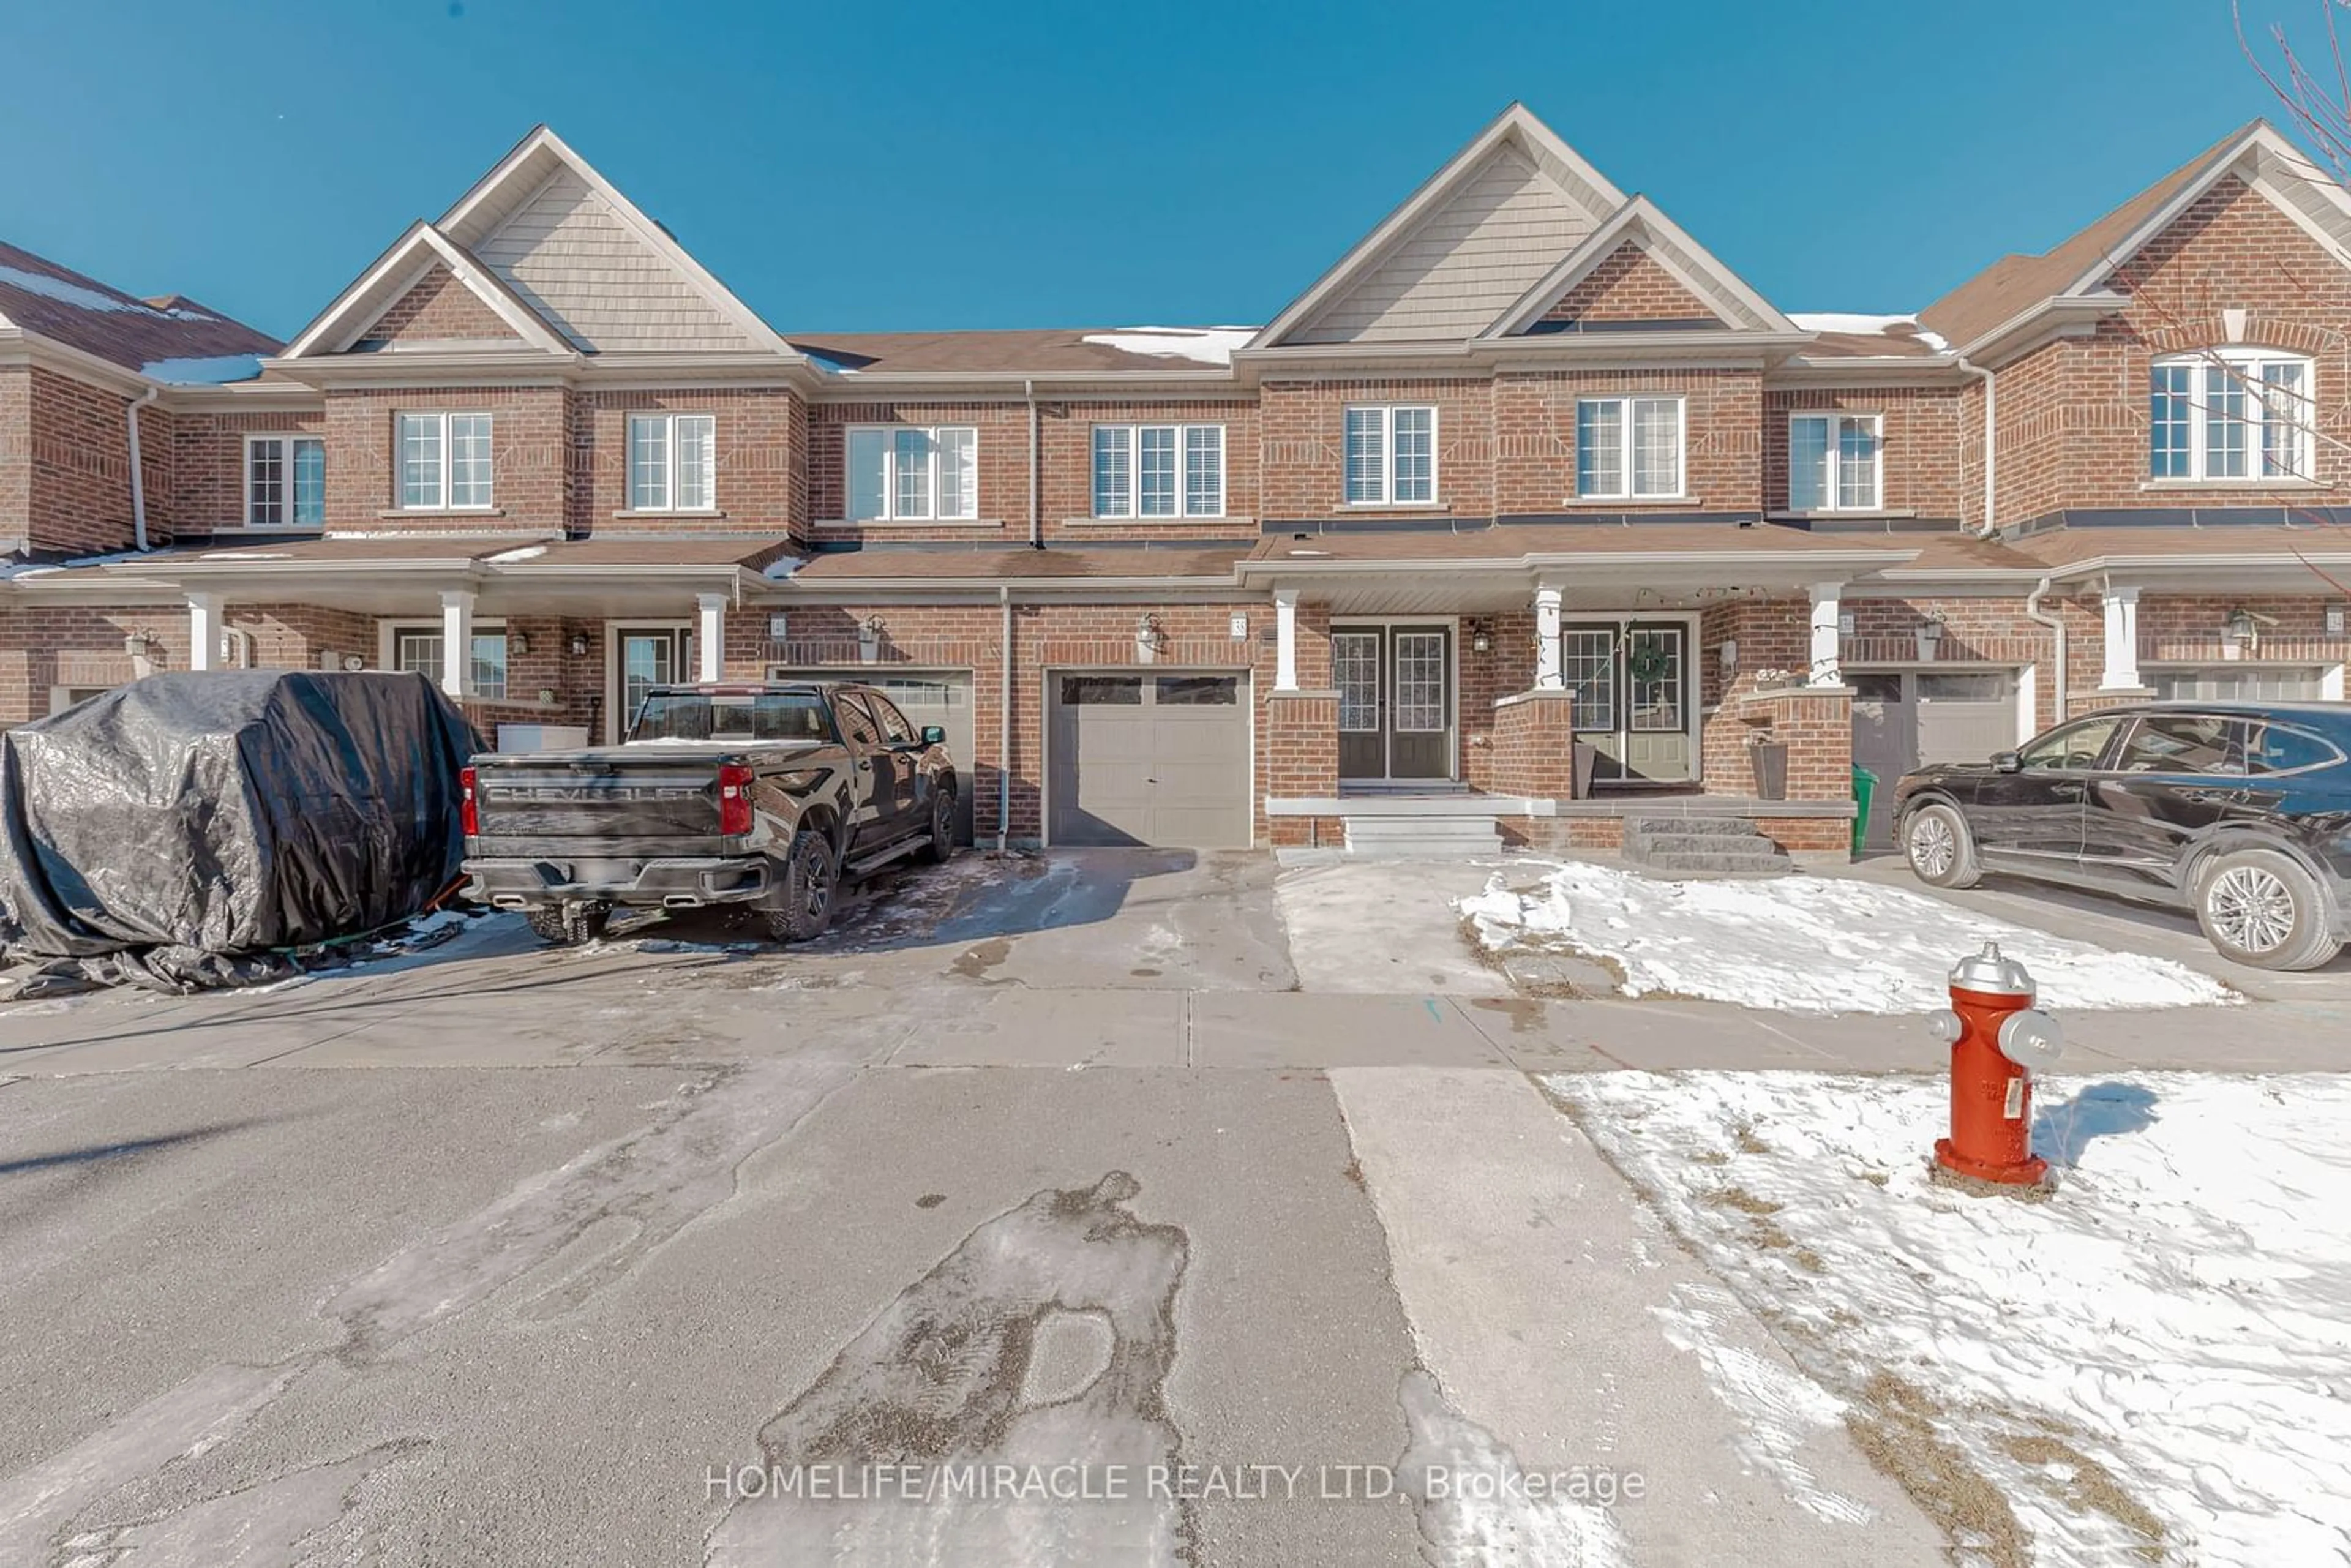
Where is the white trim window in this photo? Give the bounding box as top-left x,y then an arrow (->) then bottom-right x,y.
1092,423 -> 1225,517
627,412 -> 717,511
245,433 -> 325,527
1788,411 -> 1881,511
1343,405 -> 1438,505
1577,396 -> 1685,500
2150,348 -> 2315,481
397,411 -> 493,510
846,425 -> 978,522
390,625 -> 508,700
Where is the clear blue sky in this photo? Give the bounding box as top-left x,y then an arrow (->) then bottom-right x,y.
0,0 -> 2311,341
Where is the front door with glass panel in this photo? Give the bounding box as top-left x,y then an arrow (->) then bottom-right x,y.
1561,620 -> 1694,785
615,629 -> 694,739
1333,624 -> 1453,782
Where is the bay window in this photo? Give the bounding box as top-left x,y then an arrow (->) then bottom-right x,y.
847,425 -> 978,521
1577,396 -> 1684,499
245,433 -> 324,527
1092,423 -> 1225,517
1788,412 -> 1881,511
628,413 -> 717,511
2150,349 -> 2314,481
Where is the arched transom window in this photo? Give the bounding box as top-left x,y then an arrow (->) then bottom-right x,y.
2149,347 -> 2315,481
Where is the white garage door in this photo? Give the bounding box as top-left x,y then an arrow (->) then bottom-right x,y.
1048,671 -> 1252,848
1851,669 -> 2020,848
774,668 -> 975,845
2151,666 -> 2328,702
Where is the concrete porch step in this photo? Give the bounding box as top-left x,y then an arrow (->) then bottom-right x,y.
1343,815 -> 1503,859
1621,814 -> 1790,878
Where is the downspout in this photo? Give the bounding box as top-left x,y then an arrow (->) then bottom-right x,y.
126,386 -> 159,551
1954,352 -> 1996,538
2023,573 -> 2066,726
1026,378 -> 1042,550
997,584 -> 1013,852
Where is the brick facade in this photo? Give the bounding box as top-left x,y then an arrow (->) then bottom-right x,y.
1541,245 -> 1712,326
370,266 -> 523,346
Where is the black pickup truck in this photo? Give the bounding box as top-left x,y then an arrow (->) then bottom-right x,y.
460,681 -> 958,945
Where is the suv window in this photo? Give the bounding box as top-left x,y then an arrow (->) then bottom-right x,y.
2246,722 -> 2342,775
864,693 -> 917,744
833,694 -> 882,748
2017,716 -> 2121,771
2112,714 -> 2244,775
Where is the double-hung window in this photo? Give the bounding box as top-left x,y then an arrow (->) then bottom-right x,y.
846,425 -> 978,522
627,413 -> 717,511
2150,349 -> 2315,481
1788,412 -> 1881,511
1343,405 -> 1437,505
1092,424 -> 1225,517
1576,396 -> 1684,499
397,411 -> 493,510
391,626 -> 508,700
245,434 -> 324,527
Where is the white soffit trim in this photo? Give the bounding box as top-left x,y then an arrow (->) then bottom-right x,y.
2064,122 -> 2351,293
1246,103 -> 1628,351
280,222 -> 576,359
436,125 -> 796,358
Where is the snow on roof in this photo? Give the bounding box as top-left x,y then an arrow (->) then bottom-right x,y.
1076,326 -> 1258,367
482,544 -> 548,564
0,261 -> 163,315
140,353 -> 266,386
1786,312 -> 1951,354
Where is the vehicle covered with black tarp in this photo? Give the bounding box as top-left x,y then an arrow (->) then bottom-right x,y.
0,670 -> 478,990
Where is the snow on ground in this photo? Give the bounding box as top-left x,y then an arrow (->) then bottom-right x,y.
1078,326 -> 1256,366
140,353 -> 264,386
1461,861 -> 2235,1013
1548,1070 -> 2351,1566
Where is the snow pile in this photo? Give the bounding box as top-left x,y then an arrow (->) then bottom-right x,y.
0,262 -> 162,314
1079,326 -> 1256,366
1787,312 -> 1951,354
482,543 -> 547,564
140,353 -> 264,386
1551,1070 -> 2351,1566
1459,861 -> 2235,1013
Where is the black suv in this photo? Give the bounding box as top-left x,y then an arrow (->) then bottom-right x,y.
1891,702 -> 2351,970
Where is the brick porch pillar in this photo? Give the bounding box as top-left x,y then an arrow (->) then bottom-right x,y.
1488,689 -> 1577,797
1725,685 -> 1854,800
1264,688 -> 1339,847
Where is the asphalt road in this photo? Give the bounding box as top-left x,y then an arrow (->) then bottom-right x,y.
1,846 -> 2317,1566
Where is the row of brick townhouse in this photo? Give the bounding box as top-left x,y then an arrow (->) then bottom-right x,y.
6,106 -> 2351,851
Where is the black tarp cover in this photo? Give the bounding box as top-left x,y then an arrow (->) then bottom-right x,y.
0,670 -> 477,989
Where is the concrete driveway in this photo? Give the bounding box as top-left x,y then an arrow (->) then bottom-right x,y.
0,844 -> 2328,1564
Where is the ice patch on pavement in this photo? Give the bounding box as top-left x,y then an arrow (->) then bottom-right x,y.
1461,861 -> 2236,1013
708,1171 -> 1189,1566
1396,1370 -> 1629,1566
1549,1070 -> 2351,1564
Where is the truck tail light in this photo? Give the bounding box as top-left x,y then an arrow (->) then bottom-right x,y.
459,767 -> 479,836
717,762 -> 753,836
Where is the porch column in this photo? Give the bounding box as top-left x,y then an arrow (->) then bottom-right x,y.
1532,580 -> 1564,689
2100,586 -> 2142,690
439,589 -> 474,697
186,592 -> 221,672
1273,588 -> 1300,691
697,593 -> 728,683
1807,581 -> 1844,687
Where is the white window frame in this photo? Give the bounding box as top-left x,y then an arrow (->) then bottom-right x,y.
396,411 -> 494,511
1575,395 -> 1686,500
844,424 -> 978,522
384,621 -> 509,701
1786,411 -> 1883,512
242,432 -> 326,528
1342,404 -> 1439,506
626,411 -> 718,512
2149,347 -> 2315,482
1090,422 -> 1226,518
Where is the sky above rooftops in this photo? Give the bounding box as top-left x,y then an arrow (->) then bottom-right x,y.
0,0 -> 2313,342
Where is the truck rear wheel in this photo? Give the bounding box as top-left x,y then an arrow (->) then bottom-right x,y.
525,901 -> 610,946
762,830 -> 837,943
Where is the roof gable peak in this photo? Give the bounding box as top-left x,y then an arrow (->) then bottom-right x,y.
279,221 -> 576,359
1481,194 -> 1794,339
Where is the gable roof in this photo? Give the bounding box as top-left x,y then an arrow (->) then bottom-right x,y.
1918,121 -> 2351,352
1250,104 -> 1629,350
0,240 -> 279,377
1481,195 -> 1794,338
280,221 -> 578,358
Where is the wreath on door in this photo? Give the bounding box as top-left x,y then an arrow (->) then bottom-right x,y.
1626,642 -> 1674,685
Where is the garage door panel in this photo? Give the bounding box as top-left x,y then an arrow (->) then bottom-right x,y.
1049,670 -> 1250,849
1851,668 -> 2020,849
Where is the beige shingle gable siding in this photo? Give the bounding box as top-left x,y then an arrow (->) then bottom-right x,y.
1293,146 -> 1595,343
474,169 -> 759,353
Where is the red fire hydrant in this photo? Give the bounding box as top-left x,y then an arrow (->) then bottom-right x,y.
1925,940 -> 2063,1185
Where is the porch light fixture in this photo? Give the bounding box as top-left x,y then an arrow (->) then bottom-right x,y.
2328,604 -> 2347,636
509,631 -> 530,657
1471,620 -> 1491,654
122,630 -> 156,661
1718,639 -> 1738,672
567,632 -> 590,658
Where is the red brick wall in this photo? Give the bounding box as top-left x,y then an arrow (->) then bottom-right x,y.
1488,690 -> 1577,796
323,386 -> 567,535
10,366 -> 168,555
1541,246 -> 1711,324
1259,378 -> 1494,520
576,389 -> 807,535
1264,692 -> 1338,846
1765,386 -> 1965,519
168,408 -> 327,535
806,399 -> 1027,542
0,603 -> 188,724
369,266 -> 522,345
1037,399 -> 1259,539
0,369 -> 28,550
1495,369 -> 1761,515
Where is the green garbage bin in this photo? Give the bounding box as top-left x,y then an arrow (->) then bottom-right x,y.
1850,765 -> 1878,859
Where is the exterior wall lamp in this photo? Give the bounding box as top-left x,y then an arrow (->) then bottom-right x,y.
509,630 -> 530,657
567,632 -> 590,658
